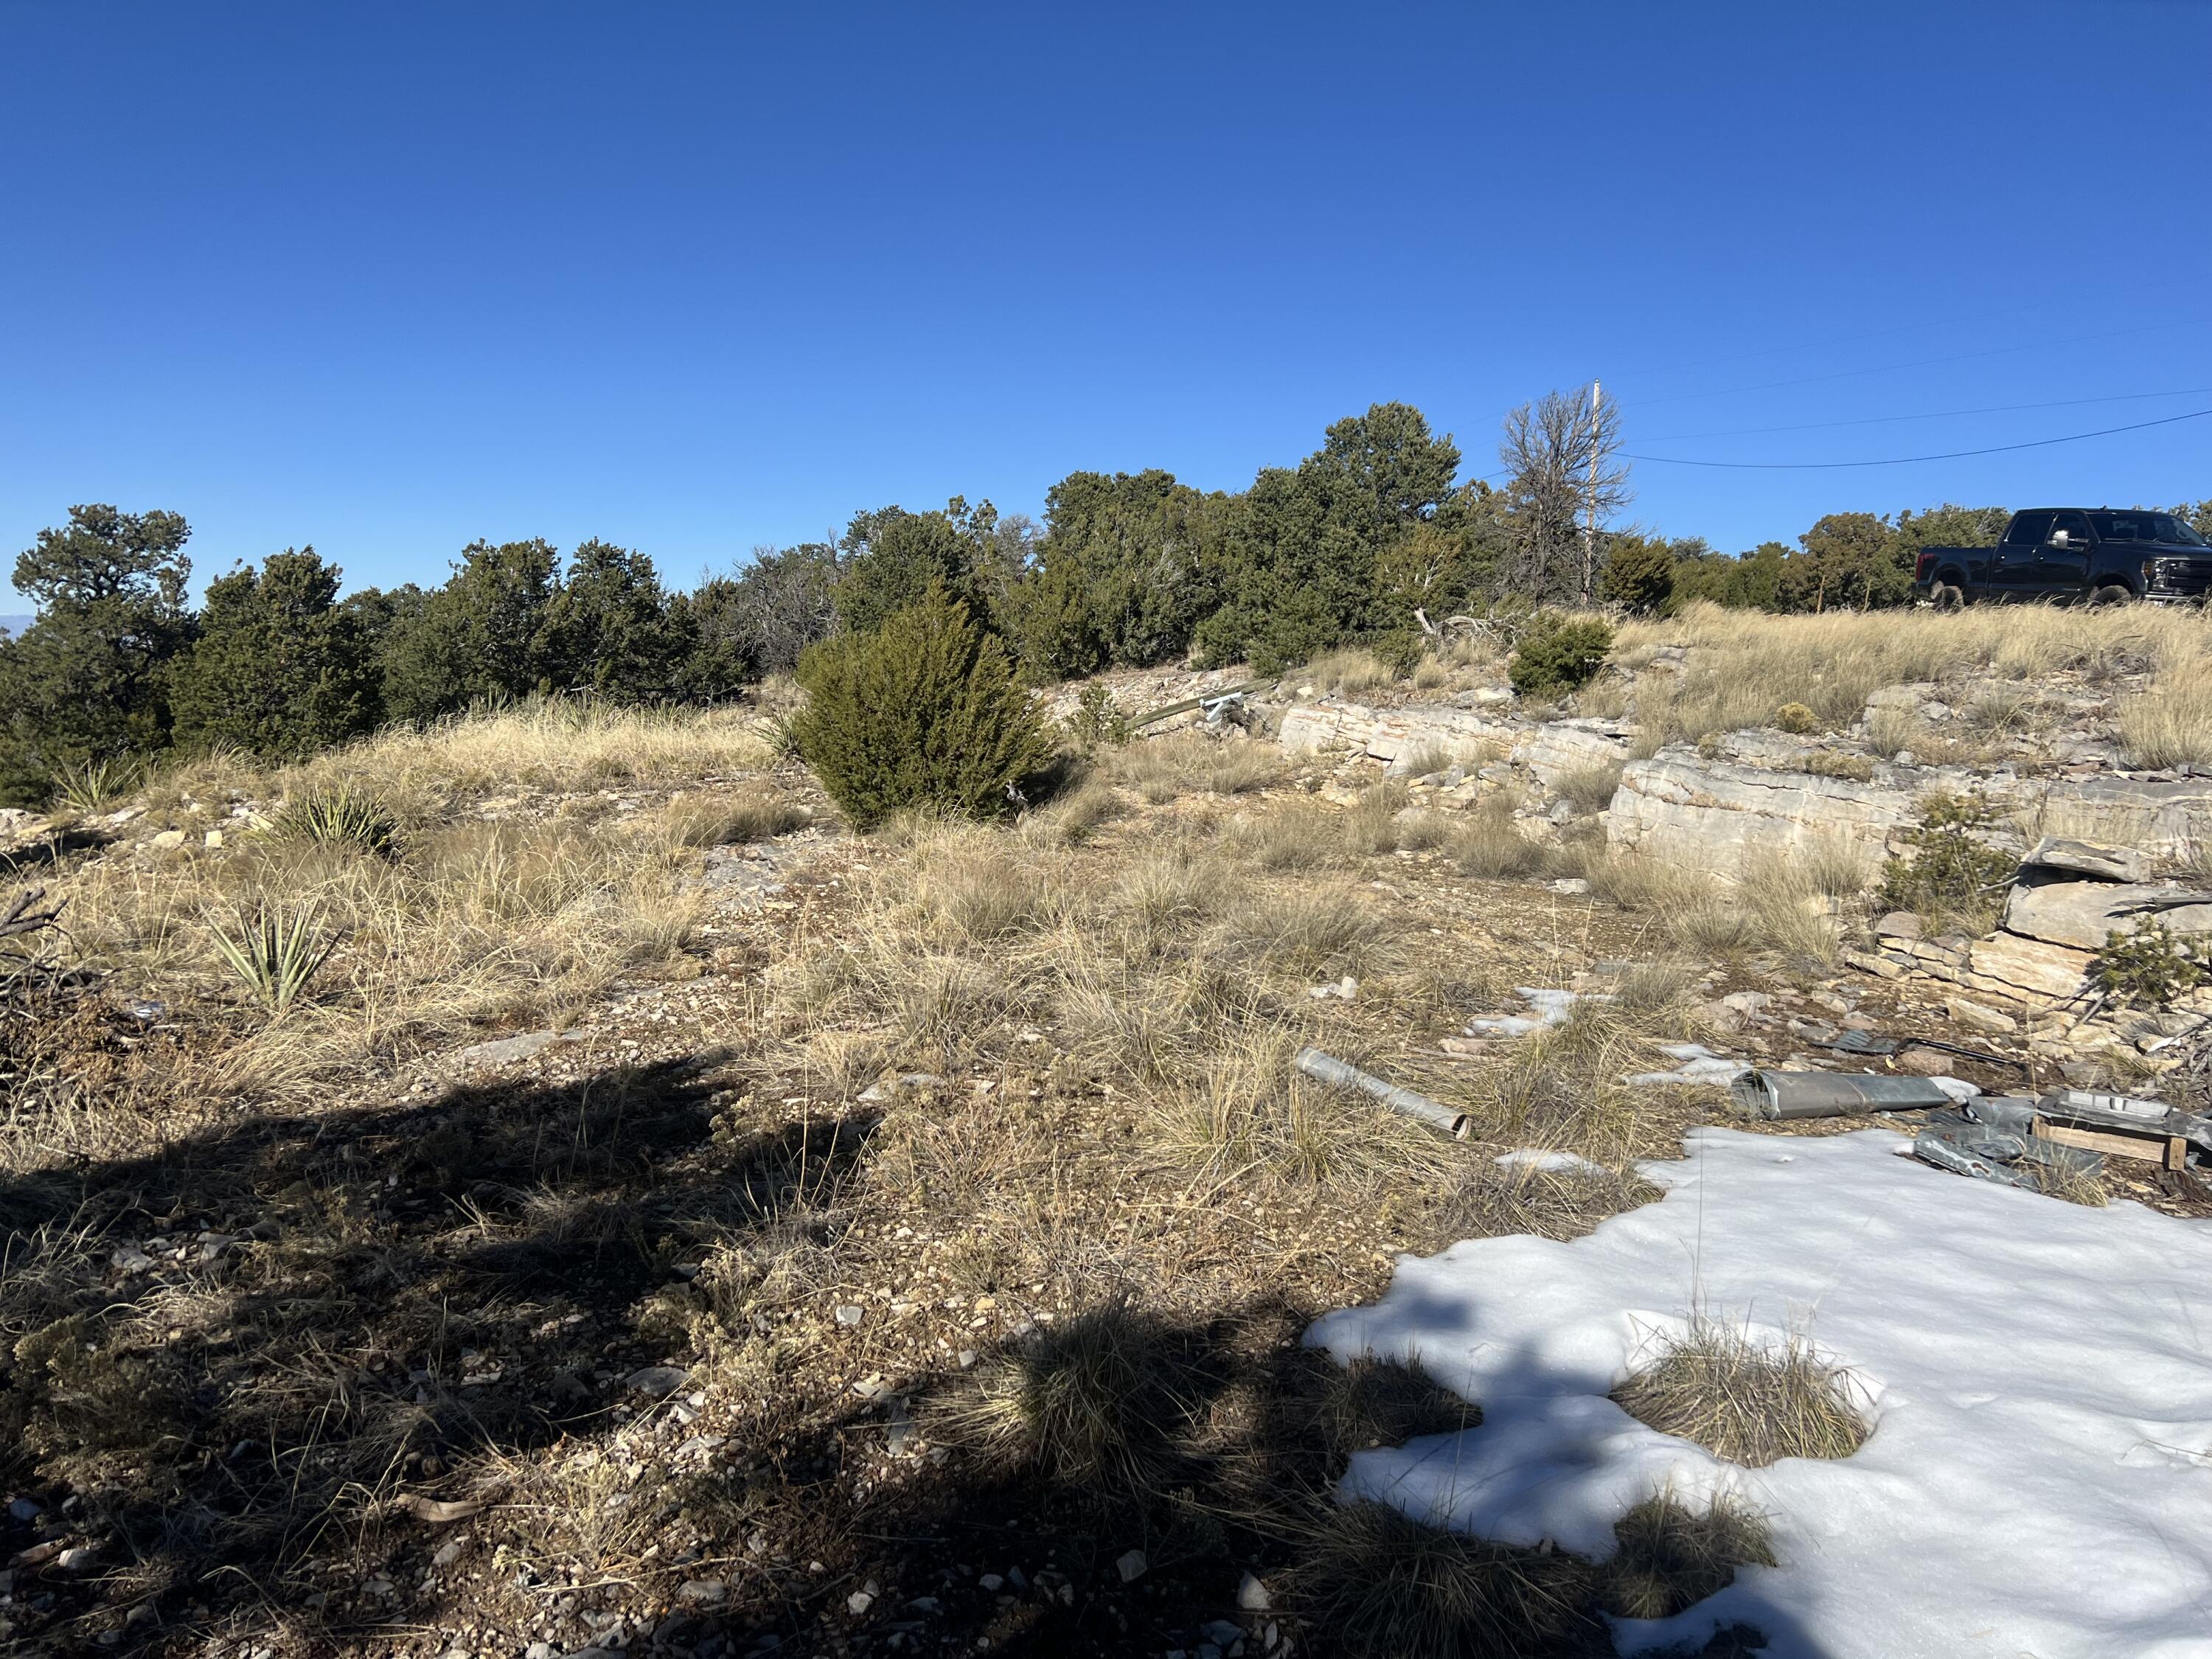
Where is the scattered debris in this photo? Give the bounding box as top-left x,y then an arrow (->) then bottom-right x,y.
1913,1105 -> 2104,1190
1730,1070 -> 1971,1120
2031,1086 -> 2212,1170
1295,1046 -> 1468,1138
1464,987 -> 1582,1037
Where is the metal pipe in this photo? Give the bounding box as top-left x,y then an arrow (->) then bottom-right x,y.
1295,1046 -> 1469,1139
1729,1070 -> 1963,1121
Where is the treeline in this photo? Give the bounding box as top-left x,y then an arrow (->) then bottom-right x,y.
4,394 -> 2206,805
0,403 -> 1511,803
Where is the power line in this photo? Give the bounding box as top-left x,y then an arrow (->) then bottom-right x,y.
1624,406 -> 2212,470
1637,386 -> 2212,443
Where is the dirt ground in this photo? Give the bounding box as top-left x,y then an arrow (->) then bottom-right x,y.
4,716 -> 2200,1659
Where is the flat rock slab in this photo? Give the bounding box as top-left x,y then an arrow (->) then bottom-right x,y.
2003,880 -> 2212,952
2021,835 -> 2151,884
454,1029 -> 560,1068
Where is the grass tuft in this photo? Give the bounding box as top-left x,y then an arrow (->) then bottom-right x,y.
1601,1490 -> 1777,1621
1555,760 -> 1625,815
932,1298 -> 1205,1501
1295,1501 -> 1599,1659
1107,732 -> 1284,804
1446,799 -> 1548,880
657,791 -> 808,852
2117,681 -> 2212,770
1613,1319 -> 1868,1467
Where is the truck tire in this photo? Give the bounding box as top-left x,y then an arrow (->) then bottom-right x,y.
1931,582 -> 1964,612
2090,582 -> 2134,607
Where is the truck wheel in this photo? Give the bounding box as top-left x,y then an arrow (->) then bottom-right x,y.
1932,582 -> 1964,612
2090,583 -> 2133,607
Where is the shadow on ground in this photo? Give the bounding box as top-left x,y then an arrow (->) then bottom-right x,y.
1,1050 -> 1815,1658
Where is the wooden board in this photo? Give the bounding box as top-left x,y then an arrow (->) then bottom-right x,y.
2032,1114 -> 2188,1172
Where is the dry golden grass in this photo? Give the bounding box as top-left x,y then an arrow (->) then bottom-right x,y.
1295,1481 -> 1773,1655
2117,680 -> 2212,769
1343,782 -> 1410,855
1105,731 -> 1286,804
1441,1155 -> 1660,1242
156,697 -> 773,822
931,1298 -> 1208,1500
771,820 -> 1443,1190
1618,599 -> 2212,750
1298,646 -> 1400,697
1865,707 -> 2006,768
657,790 -> 810,851
56,811 -> 707,1098
1614,1319 -> 1868,1466
1555,759 -> 1625,815
1602,1491 -> 1777,1620
1574,834 -> 1865,971
35,705 -> 810,1110
1150,1027 -> 1451,1186
1480,977 -> 1699,1159
1445,798 -> 1550,880
1294,1501 -> 1601,1659
1228,801 -> 1345,871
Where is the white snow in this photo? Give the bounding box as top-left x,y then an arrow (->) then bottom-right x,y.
1466,986 -> 1584,1037
1307,1127 -> 2212,1658
1625,1042 -> 1745,1088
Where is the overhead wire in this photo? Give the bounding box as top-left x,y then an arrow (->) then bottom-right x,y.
1637,386 -> 2212,443
1624,406 -> 2212,470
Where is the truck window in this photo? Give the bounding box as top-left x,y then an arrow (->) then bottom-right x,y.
2092,511 -> 2207,546
2049,510 -> 2092,544
2006,511 -> 2054,546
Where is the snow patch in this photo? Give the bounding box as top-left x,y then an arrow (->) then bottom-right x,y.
1467,986 -> 1584,1037
1626,1043 -> 1745,1088
1307,1127 -> 2212,1658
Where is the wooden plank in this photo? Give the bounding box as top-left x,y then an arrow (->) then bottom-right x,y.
2033,1115 -> 2188,1171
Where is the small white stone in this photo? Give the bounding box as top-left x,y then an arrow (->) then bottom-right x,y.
1116,1548 -> 1147,1583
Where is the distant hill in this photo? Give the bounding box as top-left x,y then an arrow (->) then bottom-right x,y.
0,616 -> 30,639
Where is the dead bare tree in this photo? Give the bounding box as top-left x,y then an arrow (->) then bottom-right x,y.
1498,383 -> 1631,605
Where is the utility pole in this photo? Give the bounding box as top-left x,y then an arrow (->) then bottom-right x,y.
1582,380 -> 1602,603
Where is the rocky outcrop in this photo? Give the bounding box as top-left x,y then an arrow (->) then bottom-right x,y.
2024,776 -> 2212,865
1276,700 -> 1626,787
1602,752 -> 1931,876
1517,720 -> 1633,789
1279,701 -> 1512,763
2003,880 -> 2212,952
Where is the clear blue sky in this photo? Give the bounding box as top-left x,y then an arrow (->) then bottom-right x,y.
4,0 -> 2208,606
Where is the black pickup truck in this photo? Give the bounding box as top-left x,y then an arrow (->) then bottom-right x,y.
1914,508 -> 2212,607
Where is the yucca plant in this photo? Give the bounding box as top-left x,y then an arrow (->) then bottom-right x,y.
266,785 -> 403,858
209,901 -> 338,1017
52,756 -> 142,815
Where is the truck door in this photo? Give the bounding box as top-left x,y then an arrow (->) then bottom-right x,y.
1993,511 -> 2052,596
2040,511 -> 2093,594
